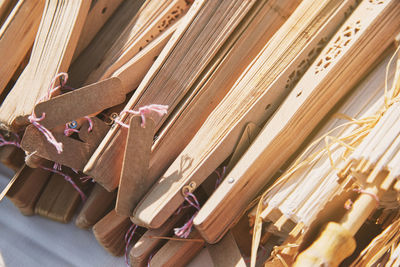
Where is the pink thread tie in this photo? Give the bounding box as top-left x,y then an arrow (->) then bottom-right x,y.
64,123 -> 79,136
174,192 -> 200,238
40,164 -> 86,201
353,188 -> 380,206
125,223 -> 138,267
80,176 -> 94,183
0,133 -> 20,148
115,104 -> 168,128
147,253 -> 154,267
30,73 -> 69,154
85,116 -> 93,132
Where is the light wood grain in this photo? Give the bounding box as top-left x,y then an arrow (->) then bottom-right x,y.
0,0 -> 91,131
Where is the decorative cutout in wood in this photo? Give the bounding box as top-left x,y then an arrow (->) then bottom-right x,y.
315,20 -> 361,74
285,38 -> 327,90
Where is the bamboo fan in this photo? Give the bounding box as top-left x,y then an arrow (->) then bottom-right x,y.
19,19 -> 180,171
69,0 -> 146,87
294,51 -> 400,266
72,0 -> 125,62
0,0 -> 91,132
249,48 -> 396,238
85,0 -> 192,85
84,0 -> 264,190
144,0 -> 301,211
0,0 -> 44,96
194,0 -> 400,251
115,0 -> 301,218
132,0 -> 360,230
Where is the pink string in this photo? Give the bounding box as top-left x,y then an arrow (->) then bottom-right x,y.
29,113 -> 63,153
64,123 -> 79,136
84,116 -> 93,132
115,104 -> 168,128
353,188 -> 380,206
125,223 -> 138,267
0,133 -> 21,148
174,203 -> 191,215
215,166 -> 226,188
40,164 -> 87,201
64,116 -> 94,136
174,192 -> 200,238
147,253 -> 154,267
29,73 -> 69,154
80,176 -> 94,183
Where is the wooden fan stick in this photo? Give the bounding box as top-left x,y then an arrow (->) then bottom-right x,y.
18,18 -> 179,171
35,168 -> 89,223
0,141 -> 24,172
93,210 -> 133,256
72,0 -> 125,62
129,204 -> 192,267
75,183 -> 116,229
85,0 -> 192,84
116,116 -> 155,216
0,0 -> 91,132
132,0 -> 359,229
0,0 -> 17,26
208,231 -> 247,267
148,230 -> 205,267
193,0 -> 400,244
84,0 -> 259,190
5,164 -> 51,215
0,0 -> 44,96
68,0 -> 146,87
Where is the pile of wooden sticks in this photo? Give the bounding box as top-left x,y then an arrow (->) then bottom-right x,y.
1,0 -> 400,266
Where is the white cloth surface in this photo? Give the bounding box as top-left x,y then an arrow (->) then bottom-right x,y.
0,165 -> 212,267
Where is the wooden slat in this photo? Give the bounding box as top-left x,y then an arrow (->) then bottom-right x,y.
75,183 -> 116,229
68,0 -> 146,87
72,0 -> 124,61
0,0 -> 44,97
149,230 -> 205,267
6,164 -> 51,216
